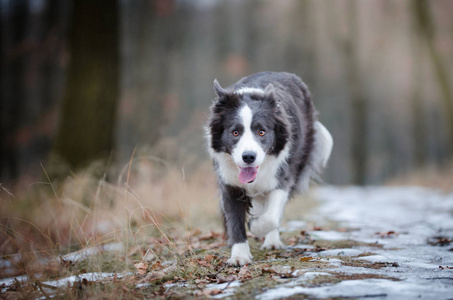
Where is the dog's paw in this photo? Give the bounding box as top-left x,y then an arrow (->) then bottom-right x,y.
260,229 -> 285,250
250,215 -> 278,238
261,239 -> 285,250
227,255 -> 252,266
227,241 -> 252,266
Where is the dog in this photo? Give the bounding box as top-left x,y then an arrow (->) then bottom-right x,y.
206,71 -> 333,266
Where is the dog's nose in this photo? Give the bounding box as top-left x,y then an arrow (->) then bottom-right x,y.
242,151 -> 256,164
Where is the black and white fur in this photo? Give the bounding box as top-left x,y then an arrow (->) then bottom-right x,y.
206,72 -> 333,266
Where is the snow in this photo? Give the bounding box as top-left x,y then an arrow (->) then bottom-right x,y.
62,242 -> 124,262
43,272 -> 120,288
0,275 -> 28,293
209,281 -> 242,299
317,248 -> 363,257
310,230 -> 349,241
259,186 -> 453,299
259,278 -> 452,300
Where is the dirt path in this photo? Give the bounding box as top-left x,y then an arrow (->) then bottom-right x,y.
257,186 -> 453,299
1,187 -> 452,299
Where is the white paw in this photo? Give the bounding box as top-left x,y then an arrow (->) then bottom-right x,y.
261,229 -> 285,250
261,239 -> 285,250
227,255 -> 252,266
227,241 -> 252,266
250,215 -> 278,238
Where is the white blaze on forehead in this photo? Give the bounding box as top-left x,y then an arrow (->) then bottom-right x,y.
235,87 -> 264,95
231,105 -> 265,168
240,104 -> 253,130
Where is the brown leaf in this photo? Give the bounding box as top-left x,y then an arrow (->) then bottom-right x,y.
134,262 -> 148,275
262,265 -> 295,278
203,288 -> 222,296
439,265 -> 453,269
195,278 -> 210,287
238,265 -> 250,276
238,265 -> 253,281
375,231 -> 399,238
205,254 -> 215,262
216,274 -> 237,284
151,261 -> 163,271
199,231 -> 221,241
138,263 -> 177,283
300,256 -> 315,262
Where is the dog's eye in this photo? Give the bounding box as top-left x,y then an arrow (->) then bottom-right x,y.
258,130 -> 266,136
232,130 -> 239,136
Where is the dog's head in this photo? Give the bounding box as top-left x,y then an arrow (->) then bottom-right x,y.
207,79 -> 289,184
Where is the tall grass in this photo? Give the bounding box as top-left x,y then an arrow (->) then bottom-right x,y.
0,153 -> 222,282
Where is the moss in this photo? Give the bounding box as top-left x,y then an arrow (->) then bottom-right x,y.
229,276 -> 282,299
303,272 -> 400,288
310,239 -> 383,249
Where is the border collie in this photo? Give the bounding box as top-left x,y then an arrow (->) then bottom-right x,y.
206,72 -> 333,266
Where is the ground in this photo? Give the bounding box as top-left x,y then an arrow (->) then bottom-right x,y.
1,186 -> 452,299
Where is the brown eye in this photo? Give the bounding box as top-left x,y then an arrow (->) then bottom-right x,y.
259,130 -> 265,136
232,130 -> 239,136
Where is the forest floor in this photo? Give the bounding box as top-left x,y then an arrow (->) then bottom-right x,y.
1,186 -> 453,299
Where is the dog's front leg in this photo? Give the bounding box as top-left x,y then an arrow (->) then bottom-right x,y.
250,189 -> 288,249
220,184 -> 252,266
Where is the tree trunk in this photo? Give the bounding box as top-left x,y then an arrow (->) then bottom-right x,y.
0,0 -> 29,181
346,1 -> 368,185
413,0 -> 453,158
50,0 -> 119,178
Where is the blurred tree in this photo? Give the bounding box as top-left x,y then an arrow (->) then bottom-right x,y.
411,1 -> 427,167
347,1 -> 368,185
0,0 -> 28,181
49,0 -> 119,178
413,0 -> 453,157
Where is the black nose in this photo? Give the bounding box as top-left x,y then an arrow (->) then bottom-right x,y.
242,151 -> 256,164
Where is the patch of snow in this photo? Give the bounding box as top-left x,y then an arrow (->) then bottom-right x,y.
259,186 -> 453,299
209,280 -> 242,299
0,275 -> 28,293
309,230 -> 349,241
289,244 -> 316,249
44,272 -> 120,288
259,278 -> 453,300
290,270 -> 332,279
136,282 -> 151,288
282,220 -> 306,232
317,248 -> 363,257
62,242 -> 124,262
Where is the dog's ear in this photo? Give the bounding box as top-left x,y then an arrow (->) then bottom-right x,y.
264,83 -> 275,96
263,83 -> 277,107
213,79 -> 227,99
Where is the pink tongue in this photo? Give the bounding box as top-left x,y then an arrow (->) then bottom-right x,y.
239,167 -> 258,184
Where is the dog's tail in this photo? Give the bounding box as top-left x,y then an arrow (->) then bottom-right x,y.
297,121 -> 333,192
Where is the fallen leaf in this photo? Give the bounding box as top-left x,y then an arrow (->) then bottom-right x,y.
238,265 -> 252,280
134,262 -> 148,275
216,274 -> 237,283
262,265 -> 295,278
376,231 -> 399,238
199,231 -> 221,241
151,260 -> 163,270
138,262 -> 177,283
195,278 -> 209,287
202,288 -> 222,296
300,256 -> 315,262
439,265 -> 453,269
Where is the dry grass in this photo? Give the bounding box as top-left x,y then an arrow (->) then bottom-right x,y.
0,152 -> 222,280
386,161 -> 453,192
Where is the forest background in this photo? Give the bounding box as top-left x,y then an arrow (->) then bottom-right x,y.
1,0 -> 453,262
